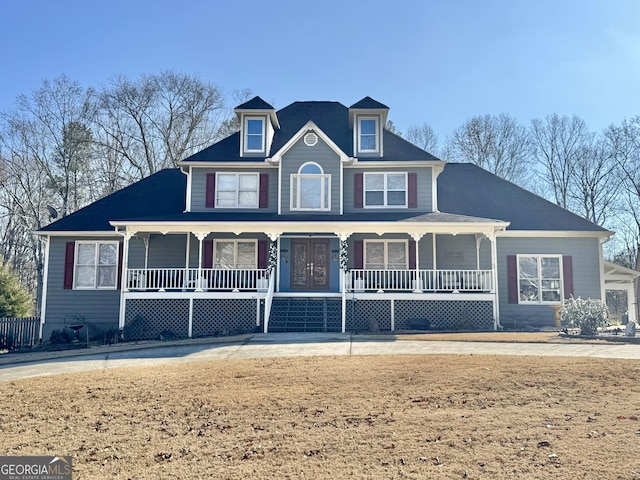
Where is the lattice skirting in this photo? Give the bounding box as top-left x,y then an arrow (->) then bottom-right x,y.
124,298 -> 259,340
124,299 -> 190,340
192,299 -> 258,337
346,299 -> 494,332
345,300 -> 392,332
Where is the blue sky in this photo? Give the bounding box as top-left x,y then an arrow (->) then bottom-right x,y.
1,0 -> 639,140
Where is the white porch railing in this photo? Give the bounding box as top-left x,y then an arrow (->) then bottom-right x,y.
126,268 -> 270,291
348,269 -> 493,292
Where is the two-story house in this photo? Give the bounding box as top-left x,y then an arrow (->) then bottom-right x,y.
36,96 -> 612,340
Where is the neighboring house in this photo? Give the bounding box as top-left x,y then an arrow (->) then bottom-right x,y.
35,96 -> 612,340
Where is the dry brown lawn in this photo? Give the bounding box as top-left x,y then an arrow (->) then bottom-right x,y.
394,331 -> 631,344
2,355 -> 640,479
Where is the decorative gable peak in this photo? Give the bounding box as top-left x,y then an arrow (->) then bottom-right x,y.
349,96 -> 389,157
235,96 -> 280,156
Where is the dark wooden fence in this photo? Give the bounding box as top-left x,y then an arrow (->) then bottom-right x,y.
0,317 -> 40,350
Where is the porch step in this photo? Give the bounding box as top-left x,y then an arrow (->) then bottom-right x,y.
268,297 -> 342,333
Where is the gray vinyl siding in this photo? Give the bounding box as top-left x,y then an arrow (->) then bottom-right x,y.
43,236 -> 122,339
280,137 -> 341,215
128,234 -> 190,269
435,234 -> 491,270
343,166 -> 433,213
497,236 -> 602,327
190,167 -> 278,212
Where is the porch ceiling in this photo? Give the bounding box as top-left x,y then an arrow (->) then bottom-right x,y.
111,211 -> 509,237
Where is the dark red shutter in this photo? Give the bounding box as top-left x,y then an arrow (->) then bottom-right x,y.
63,242 -> 75,289
408,240 -> 416,269
259,173 -> 269,208
354,240 -> 363,269
203,239 -> 213,268
354,173 -> 363,208
408,173 -> 418,208
563,256 -> 574,299
205,173 -> 216,208
257,240 -> 268,269
507,255 -> 518,304
117,241 -> 123,289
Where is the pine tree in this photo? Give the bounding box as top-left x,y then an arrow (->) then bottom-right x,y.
0,264 -> 33,317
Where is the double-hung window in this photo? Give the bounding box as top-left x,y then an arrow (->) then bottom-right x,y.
518,255 -> 562,303
364,240 -> 408,269
291,162 -> 331,211
364,172 -> 407,207
74,241 -> 118,289
244,117 -> 265,153
214,240 -> 257,269
216,173 -> 259,208
358,117 -> 379,153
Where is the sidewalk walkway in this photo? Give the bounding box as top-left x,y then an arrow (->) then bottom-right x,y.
1,332 -> 639,382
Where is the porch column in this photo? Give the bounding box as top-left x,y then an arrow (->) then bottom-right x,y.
433,233 -> 437,289
410,233 -> 424,293
185,233 -> 190,271
475,234 -> 484,270
488,233 -> 500,330
625,284 -> 638,326
264,231 -> 282,282
194,232 -> 208,291
336,232 -> 353,334
118,230 -> 135,330
263,232 -> 282,333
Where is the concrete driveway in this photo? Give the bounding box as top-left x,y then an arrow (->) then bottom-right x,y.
1,332 -> 639,382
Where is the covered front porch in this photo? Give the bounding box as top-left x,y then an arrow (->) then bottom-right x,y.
112,215 -> 508,337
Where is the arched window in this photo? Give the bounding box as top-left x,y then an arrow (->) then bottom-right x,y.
291,162 -> 331,210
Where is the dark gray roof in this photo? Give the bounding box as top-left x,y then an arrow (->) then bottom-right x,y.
438,163 -> 609,232
350,96 -> 389,109
183,100 -> 439,162
235,96 -> 274,110
38,169 -> 186,232
40,162 -> 610,234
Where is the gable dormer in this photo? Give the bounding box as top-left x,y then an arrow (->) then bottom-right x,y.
235,96 -> 280,157
349,97 -> 389,157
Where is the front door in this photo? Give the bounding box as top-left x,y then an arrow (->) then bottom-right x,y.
291,239 -> 330,290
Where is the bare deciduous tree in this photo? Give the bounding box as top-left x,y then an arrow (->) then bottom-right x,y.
530,114 -> 591,209
448,113 -> 532,185
96,71 -> 226,180
570,137 -> 619,225
2,75 -> 97,217
406,123 -> 439,154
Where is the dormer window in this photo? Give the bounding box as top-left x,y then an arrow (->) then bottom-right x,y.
358,116 -> 379,153
244,117 -> 265,153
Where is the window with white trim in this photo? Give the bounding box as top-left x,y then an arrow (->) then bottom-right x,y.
290,162 -> 331,211
74,241 -> 118,289
364,240 -> 408,269
518,255 -> 562,303
214,240 -> 257,269
358,117 -> 379,153
244,117 -> 265,153
216,173 -> 259,208
364,172 -> 407,207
